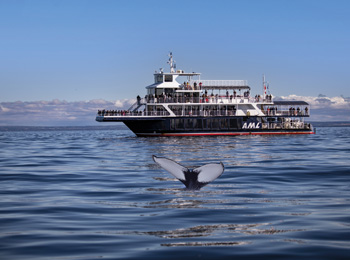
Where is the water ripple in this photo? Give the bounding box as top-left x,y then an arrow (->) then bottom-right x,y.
0,127 -> 350,259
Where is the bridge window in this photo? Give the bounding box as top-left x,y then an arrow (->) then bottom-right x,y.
155,75 -> 163,83
165,75 -> 173,82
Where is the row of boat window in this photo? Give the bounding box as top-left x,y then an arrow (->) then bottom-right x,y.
170,106 -> 237,116
170,118 -> 242,130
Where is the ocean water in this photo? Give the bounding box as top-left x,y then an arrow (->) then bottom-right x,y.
0,126 -> 349,260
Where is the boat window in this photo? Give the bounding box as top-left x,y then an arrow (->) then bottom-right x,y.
170,119 -> 175,130
237,118 -> 242,129
203,119 -> 209,129
164,88 -> 174,94
150,121 -> 166,131
221,118 -> 228,129
229,119 -> 238,129
212,119 -> 219,129
175,119 -> 184,129
185,119 -> 193,129
193,119 -> 202,129
165,75 -> 173,82
155,74 -> 163,83
205,119 -> 211,129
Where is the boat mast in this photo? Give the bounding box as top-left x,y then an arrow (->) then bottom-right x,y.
262,74 -> 266,99
168,52 -> 176,73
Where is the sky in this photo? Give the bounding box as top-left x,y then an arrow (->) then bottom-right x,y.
0,0 -> 350,125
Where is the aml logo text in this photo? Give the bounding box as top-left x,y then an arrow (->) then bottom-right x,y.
242,122 -> 261,129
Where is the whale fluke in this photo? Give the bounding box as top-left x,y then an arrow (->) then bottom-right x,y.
152,155 -> 224,190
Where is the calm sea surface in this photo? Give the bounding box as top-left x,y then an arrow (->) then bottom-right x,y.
0,126 -> 349,259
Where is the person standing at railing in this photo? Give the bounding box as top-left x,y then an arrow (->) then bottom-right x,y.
137,95 -> 141,105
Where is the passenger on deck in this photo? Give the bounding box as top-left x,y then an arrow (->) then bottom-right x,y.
137,95 -> 141,105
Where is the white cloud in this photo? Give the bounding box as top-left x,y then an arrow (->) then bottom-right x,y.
0,99 -> 135,126
275,95 -> 350,121
114,99 -> 136,108
0,105 -> 10,112
276,95 -> 350,109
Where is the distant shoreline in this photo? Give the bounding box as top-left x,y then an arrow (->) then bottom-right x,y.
0,125 -> 128,132
310,121 -> 350,127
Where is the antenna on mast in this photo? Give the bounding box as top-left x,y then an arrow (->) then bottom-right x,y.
168,52 -> 176,73
262,74 -> 266,100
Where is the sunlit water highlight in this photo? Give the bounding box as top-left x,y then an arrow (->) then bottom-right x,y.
0,126 -> 349,259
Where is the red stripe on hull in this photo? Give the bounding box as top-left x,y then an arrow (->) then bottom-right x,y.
137,131 -> 315,137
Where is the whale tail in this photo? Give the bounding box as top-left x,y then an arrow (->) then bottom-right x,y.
152,155 -> 224,190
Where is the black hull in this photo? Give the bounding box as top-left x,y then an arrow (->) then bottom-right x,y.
98,116 -> 315,136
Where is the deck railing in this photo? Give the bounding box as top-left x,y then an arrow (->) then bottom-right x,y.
97,110 -> 170,117
97,109 -> 308,118
264,109 -> 309,117
142,95 -> 272,104
193,80 -> 248,87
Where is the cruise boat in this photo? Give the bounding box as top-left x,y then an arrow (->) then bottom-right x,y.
96,53 -> 315,137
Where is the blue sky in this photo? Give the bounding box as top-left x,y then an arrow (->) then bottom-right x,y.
1,0 -> 349,102
0,0 -> 350,125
